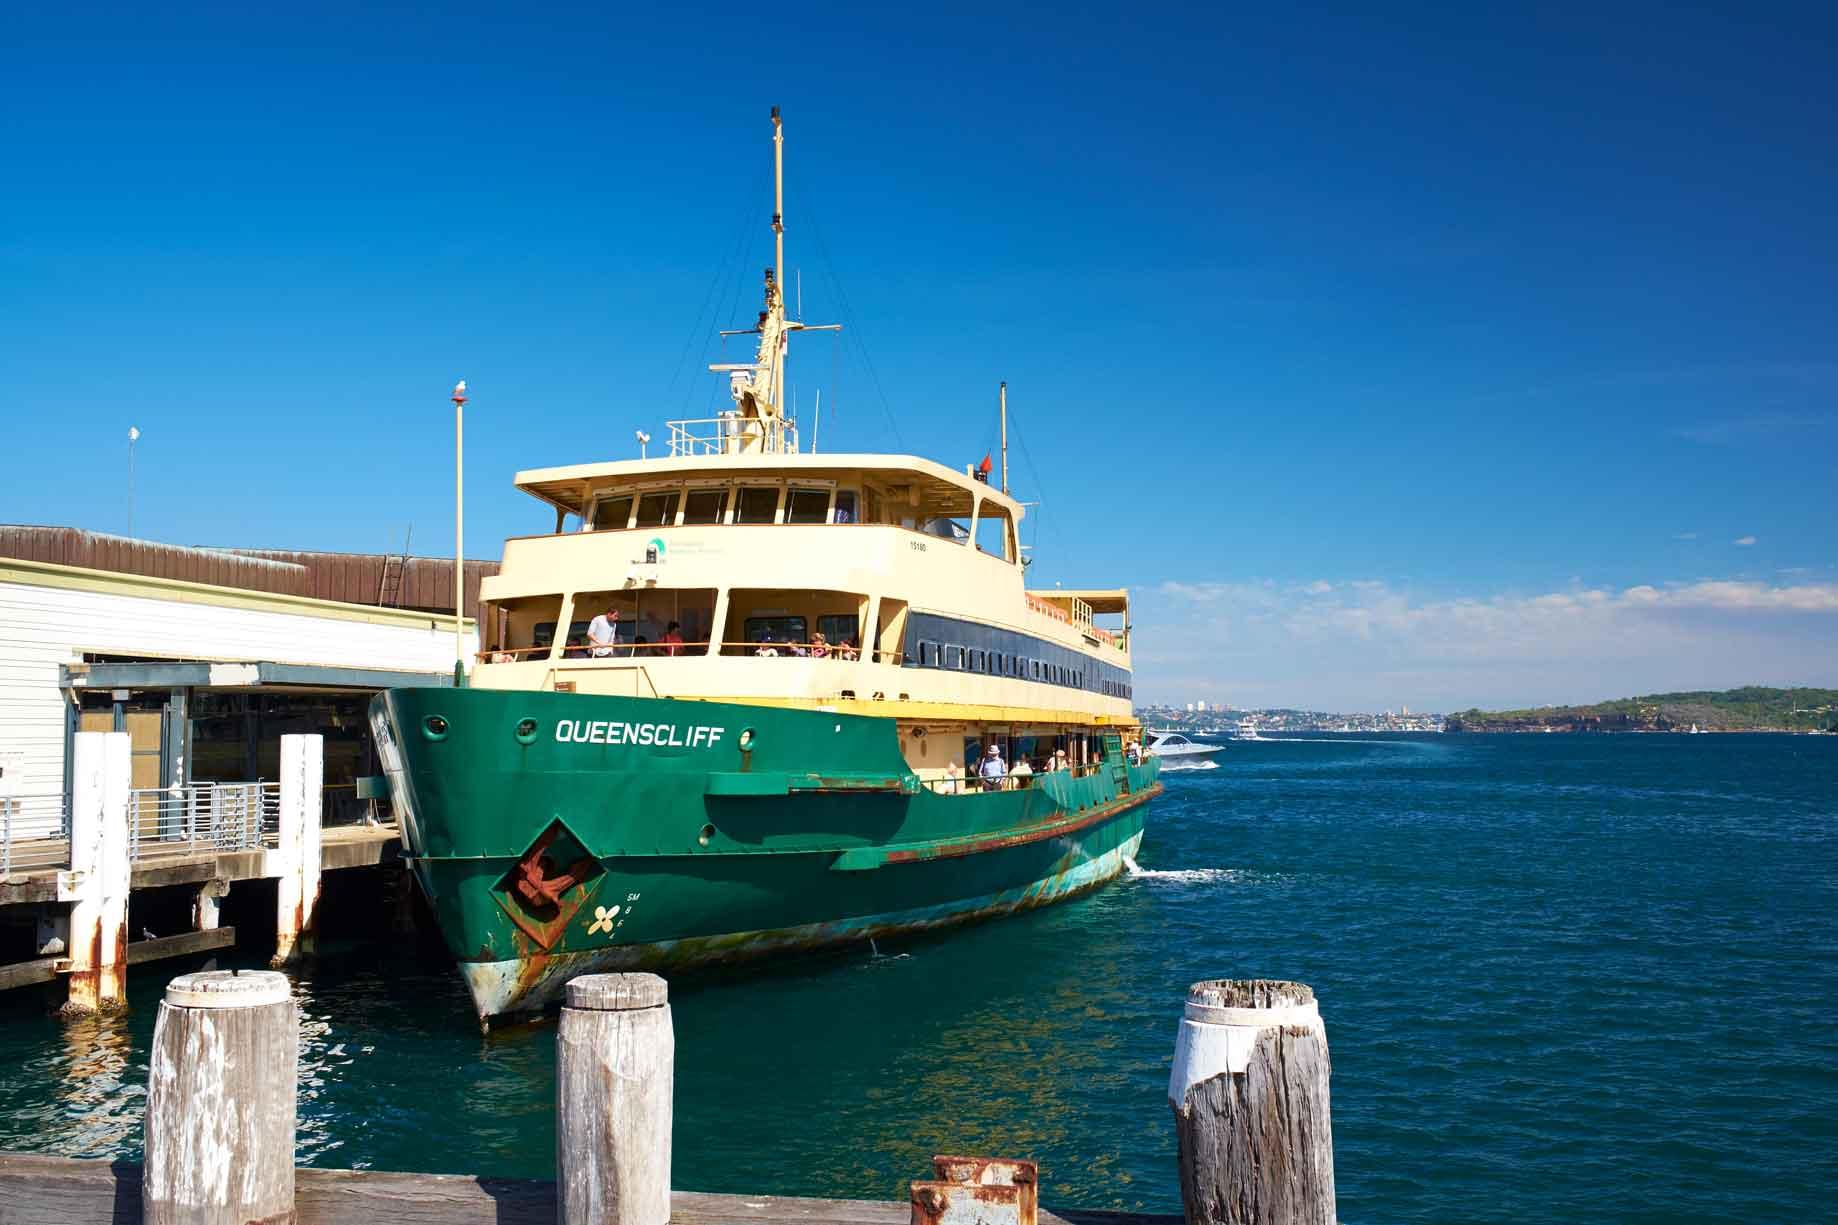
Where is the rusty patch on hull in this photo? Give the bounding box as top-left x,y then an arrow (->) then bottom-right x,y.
459,822 -> 1148,1022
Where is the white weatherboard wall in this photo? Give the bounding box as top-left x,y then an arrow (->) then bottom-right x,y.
0,561 -> 477,820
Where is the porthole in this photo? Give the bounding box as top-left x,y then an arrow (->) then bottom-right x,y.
422,715 -> 449,741
697,823 -> 717,847
738,728 -> 756,751
514,717 -> 539,745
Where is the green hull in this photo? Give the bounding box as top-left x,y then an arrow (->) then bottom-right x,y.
370,688 -> 1160,1021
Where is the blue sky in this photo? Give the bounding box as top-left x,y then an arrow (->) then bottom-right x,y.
4,3 -> 1835,709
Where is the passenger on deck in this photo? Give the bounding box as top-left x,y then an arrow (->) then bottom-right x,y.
944,760 -> 963,794
978,744 -> 1007,791
809,632 -> 830,658
662,621 -> 685,656
754,637 -> 779,658
1011,756 -> 1033,788
838,636 -> 859,661
1048,748 -> 1068,772
587,605 -> 622,657
633,635 -> 650,656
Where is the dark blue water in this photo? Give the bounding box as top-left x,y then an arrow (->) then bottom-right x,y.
3,734 -> 1835,1223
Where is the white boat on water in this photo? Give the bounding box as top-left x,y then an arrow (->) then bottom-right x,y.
1146,730 -> 1224,763
1234,717 -> 1262,741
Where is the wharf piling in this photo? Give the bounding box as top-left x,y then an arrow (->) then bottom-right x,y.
0,971 -> 1337,1225
1169,980 -> 1335,1225
557,974 -> 675,1225
0,732 -> 399,1009
144,971 -> 298,1225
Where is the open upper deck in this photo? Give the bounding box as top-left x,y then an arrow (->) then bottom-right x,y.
516,453 -> 1023,533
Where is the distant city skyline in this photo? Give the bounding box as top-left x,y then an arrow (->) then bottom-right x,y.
4,5 -> 1835,711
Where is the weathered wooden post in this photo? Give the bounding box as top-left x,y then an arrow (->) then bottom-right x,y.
59,731 -> 131,1015
270,733 -> 323,966
556,972 -> 674,1225
144,970 -> 298,1225
1169,979 -> 1334,1225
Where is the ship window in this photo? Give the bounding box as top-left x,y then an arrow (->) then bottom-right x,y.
735,486 -> 780,524
786,488 -> 830,525
682,488 -> 727,524
1030,659 -> 1041,680
832,490 -> 858,524
945,645 -> 964,670
969,649 -> 985,672
920,642 -> 935,667
817,614 -> 859,646
592,495 -> 634,530
634,491 -> 680,529
744,615 -> 806,646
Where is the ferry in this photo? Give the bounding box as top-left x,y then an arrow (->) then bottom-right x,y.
371,110 -> 1161,1025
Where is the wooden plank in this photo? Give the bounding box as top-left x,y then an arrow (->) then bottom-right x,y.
125,927 -> 235,965
0,955 -> 62,992
0,1156 -> 1179,1225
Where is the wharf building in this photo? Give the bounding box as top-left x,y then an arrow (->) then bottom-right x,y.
0,525 -> 495,837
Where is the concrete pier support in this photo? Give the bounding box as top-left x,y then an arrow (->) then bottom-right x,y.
57,732 -> 131,1015
192,879 -> 228,931
269,734 -> 323,967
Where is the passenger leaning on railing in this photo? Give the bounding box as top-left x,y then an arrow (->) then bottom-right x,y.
586,604 -> 622,657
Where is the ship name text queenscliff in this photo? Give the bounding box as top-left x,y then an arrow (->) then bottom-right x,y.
554,720 -> 728,748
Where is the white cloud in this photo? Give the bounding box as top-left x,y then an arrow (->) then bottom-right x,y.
1734,535 -> 1757,546
1138,574 -> 1838,710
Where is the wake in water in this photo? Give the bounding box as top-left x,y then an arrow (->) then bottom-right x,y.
1121,855 -> 1240,885
1157,758 -> 1220,771
865,938 -> 912,964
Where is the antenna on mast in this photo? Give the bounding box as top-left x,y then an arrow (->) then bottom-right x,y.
999,382 -> 1009,495
772,105 -> 785,296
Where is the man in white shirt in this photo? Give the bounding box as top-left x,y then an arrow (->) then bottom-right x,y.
586,604 -> 621,657
1010,756 -> 1033,788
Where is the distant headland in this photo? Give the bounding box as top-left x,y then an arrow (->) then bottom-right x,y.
1444,687 -> 1838,733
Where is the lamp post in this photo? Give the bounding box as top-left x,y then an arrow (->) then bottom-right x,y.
127,426 -> 140,537
451,380 -> 467,686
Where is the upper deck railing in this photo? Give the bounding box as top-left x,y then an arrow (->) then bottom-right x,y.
667,414 -> 799,458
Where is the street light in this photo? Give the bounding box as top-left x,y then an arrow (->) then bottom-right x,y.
127,426 -> 141,537
451,380 -> 467,686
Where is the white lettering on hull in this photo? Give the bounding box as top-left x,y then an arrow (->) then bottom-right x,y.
554,720 -> 726,750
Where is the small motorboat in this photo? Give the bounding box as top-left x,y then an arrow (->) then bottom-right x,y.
1145,730 -> 1225,763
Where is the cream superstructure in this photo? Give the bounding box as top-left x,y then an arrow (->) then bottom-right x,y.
467,108 -> 1139,781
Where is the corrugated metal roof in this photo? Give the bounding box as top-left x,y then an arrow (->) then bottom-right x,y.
0,525 -> 499,617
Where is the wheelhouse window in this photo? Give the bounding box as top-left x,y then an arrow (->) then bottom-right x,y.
735,486 -> 780,524
591,495 -> 634,531
785,487 -> 830,525
682,488 -> 727,525
832,490 -> 858,524
633,490 -> 680,529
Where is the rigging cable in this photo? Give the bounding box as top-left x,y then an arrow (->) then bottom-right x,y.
805,204 -> 908,451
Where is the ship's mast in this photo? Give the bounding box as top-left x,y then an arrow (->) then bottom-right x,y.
710,107 -> 839,455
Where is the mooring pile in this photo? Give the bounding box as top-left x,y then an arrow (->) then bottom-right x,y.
34,970 -> 1338,1225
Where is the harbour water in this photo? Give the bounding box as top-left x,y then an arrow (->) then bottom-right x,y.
1,733 -> 1832,1223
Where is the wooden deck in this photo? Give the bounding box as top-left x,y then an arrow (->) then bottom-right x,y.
0,1155 -> 1180,1225
0,822 -> 399,906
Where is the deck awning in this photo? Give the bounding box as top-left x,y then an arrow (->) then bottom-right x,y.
62,660 -> 455,693
1031,589 -> 1131,616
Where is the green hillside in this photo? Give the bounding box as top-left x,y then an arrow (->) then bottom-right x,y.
1445,687 -> 1838,733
